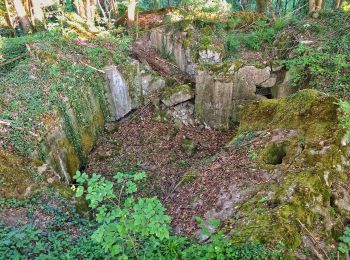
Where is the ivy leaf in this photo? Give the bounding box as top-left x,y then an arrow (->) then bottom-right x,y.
208,219 -> 220,228
133,172 -> 146,181
126,181 -> 137,194
76,186 -> 84,197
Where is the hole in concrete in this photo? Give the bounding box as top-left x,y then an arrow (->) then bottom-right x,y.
264,143 -> 287,165
267,199 -> 280,209
255,86 -> 273,99
330,194 -> 336,208
344,219 -> 350,226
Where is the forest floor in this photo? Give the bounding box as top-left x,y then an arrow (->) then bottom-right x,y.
86,105 -> 269,235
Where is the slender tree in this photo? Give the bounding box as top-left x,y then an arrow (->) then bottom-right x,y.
309,0 -> 316,14
30,0 -> 46,30
3,0 -> 14,29
334,0 -> 342,9
74,0 -> 86,19
267,0 -> 276,20
127,0 -> 136,27
256,0 -> 266,12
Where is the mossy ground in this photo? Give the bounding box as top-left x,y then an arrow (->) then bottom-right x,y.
162,84 -> 193,99
229,89 -> 350,254
0,30 -> 129,194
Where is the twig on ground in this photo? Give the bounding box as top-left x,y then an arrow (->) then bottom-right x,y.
297,218 -> 330,260
80,62 -> 106,73
0,53 -> 29,68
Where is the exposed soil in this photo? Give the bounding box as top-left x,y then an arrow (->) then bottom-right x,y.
86,105 -> 268,236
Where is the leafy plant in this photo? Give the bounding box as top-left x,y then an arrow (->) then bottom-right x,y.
73,171 -> 282,259
226,33 -> 240,55
229,131 -> 256,150
0,190 -> 108,259
283,12 -> 350,99
338,100 -> 350,141
248,150 -> 258,159
74,171 -> 171,258
339,227 -> 350,255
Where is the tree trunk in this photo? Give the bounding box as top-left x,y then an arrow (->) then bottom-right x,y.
127,0 -> 136,27
334,0 -> 342,9
85,0 -> 91,23
12,0 -> 32,34
267,0 -> 276,21
284,0 -> 288,13
31,0 -> 46,30
97,0 -> 107,20
316,0 -> 323,11
110,0 -> 118,20
3,0 -> 14,28
90,0 -> 97,23
309,0 -> 316,14
74,0 -> 86,19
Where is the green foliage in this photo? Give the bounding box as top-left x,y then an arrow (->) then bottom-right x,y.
0,171 -> 281,259
0,30 -> 129,157
0,35 -> 30,72
224,19 -> 285,57
229,131 -> 256,150
226,33 -> 240,54
179,0 -> 231,13
74,171 -> 171,258
248,150 -> 258,159
73,171 -> 280,259
283,44 -> 350,97
0,223 -> 107,259
0,190 -> 109,259
243,21 -> 276,50
339,227 -> 350,254
338,100 -> 350,141
283,11 -> 350,98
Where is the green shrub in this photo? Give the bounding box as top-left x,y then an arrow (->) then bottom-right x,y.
226,33 -> 240,55
243,21 -> 276,50
283,44 -> 350,98
74,171 -> 171,257
226,17 -> 242,30
282,11 -> 350,98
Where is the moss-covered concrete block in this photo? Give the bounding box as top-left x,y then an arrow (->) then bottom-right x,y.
161,84 -> 194,107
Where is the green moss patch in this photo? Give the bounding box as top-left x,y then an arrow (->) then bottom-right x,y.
0,30 -> 130,191
228,89 -> 350,253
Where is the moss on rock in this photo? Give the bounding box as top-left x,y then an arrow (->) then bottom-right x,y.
229,89 -> 350,253
0,150 -> 39,198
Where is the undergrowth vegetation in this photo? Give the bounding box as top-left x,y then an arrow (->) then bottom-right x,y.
0,30 -> 129,161
0,171 -> 282,259
339,227 -> 350,256
0,190 -> 109,259
283,11 -> 350,99
72,171 -> 282,259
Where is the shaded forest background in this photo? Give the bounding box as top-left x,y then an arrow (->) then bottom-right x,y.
1,0 -> 349,37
